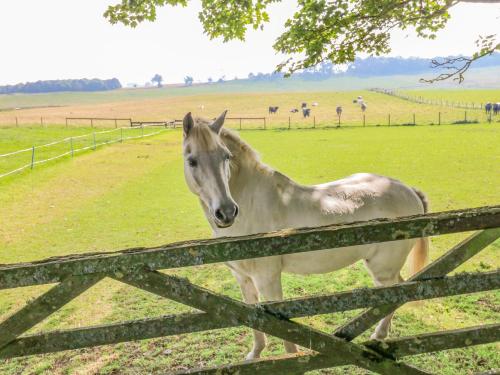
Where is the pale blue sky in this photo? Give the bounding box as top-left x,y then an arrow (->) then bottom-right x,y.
0,0 -> 498,85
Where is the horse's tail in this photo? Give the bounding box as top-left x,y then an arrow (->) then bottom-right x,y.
412,187 -> 429,214
409,187 -> 430,276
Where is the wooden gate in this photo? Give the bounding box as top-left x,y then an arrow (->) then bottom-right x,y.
0,206 -> 499,374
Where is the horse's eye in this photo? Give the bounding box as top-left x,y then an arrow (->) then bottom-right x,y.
224,154 -> 231,161
188,158 -> 198,167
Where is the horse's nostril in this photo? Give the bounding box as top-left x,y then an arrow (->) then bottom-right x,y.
215,209 -> 225,221
233,205 -> 239,217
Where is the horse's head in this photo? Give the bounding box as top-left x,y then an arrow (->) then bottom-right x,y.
182,111 -> 239,228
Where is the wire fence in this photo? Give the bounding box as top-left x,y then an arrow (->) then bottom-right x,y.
370,88 -> 495,110
221,111 -> 498,129
0,125 -> 168,179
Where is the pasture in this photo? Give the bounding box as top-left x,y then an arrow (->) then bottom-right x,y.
0,124 -> 499,374
1,89 -> 499,129
0,126 -> 166,180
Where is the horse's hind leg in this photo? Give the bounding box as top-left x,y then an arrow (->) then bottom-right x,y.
364,242 -> 412,340
369,273 -> 404,340
232,271 -> 267,360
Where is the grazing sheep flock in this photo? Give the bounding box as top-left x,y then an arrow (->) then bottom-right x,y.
267,95 -> 368,121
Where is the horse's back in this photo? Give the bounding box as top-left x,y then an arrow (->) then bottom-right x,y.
311,173 -> 425,223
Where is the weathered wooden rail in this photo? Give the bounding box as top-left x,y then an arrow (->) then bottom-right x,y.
130,120 -> 178,128
0,205 -> 499,374
65,117 -> 132,128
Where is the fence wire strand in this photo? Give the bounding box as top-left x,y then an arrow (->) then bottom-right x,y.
0,126 -> 168,179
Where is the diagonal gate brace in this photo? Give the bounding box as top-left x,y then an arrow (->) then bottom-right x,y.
116,270 -> 430,375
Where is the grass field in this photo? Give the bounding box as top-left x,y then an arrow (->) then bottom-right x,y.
0,124 -> 499,374
0,126 -> 167,179
1,90 -> 498,130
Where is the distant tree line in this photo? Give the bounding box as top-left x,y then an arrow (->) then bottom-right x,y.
245,54 -> 500,82
0,78 -> 122,94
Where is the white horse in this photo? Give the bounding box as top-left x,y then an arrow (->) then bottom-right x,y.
181,111 -> 429,360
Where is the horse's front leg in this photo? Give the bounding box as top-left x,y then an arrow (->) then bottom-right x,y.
253,272 -> 298,355
231,270 -> 267,360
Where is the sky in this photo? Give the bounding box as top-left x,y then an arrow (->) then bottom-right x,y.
0,0 -> 498,86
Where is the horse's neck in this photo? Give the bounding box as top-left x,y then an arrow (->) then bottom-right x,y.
227,159 -> 296,234
230,160 -> 278,207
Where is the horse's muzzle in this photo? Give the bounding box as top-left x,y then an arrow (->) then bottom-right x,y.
214,203 -> 239,228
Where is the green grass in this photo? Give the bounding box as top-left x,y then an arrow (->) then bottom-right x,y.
0,125 -> 499,374
0,126 -> 166,178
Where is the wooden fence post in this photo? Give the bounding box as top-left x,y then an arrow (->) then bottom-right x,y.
288,116 -> 291,130
15,117 -> 18,127
438,112 -> 441,125
239,118 -> 242,130
313,116 -> 316,128
120,128 -> 123,142
30,146 -> 35,169
413,113 -> 416,125
40,117 -> 43,127
115,119 -> 118,128
388,114 -> 391,126
70,138 -> 74,157
90,119 -> 94,128
65,118 -> 68,128
464,111 -> 467,122
363,114 -> 365,127
263,118 -> 266,130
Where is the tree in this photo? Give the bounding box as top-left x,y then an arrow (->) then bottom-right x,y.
105,0 -> 499,83
207,77 -> 213,83
184,76 -> 194,86
151,74 -> 163,88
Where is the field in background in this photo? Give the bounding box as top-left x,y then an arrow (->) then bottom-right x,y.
1,89 -> 499,129
401,89 -> 500,106
0,125 -> 499,374
1,66 -> 499,112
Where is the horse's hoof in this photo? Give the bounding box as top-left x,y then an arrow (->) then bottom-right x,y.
245,352 -> 259,361
370,332 -> 387,341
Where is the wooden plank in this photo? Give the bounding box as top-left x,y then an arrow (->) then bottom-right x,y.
173,228 -> 500,373
263,269 -> 499,318
0,274 -> 103,350
0,312 -> 215,359
335,228 -> 500,340
367,323 -> 500,358
179,324 -> 500,375
120,271 -> 429,375
65,117 -> 132,121
1,206 -> 499,290
0,272 -> 497,359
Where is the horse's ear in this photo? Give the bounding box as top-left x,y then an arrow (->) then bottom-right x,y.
183,112 -> 194,137
210,110 -> 227,134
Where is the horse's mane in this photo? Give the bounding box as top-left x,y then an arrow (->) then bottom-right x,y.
194,117 -> 262,168
220,128 -> 261,164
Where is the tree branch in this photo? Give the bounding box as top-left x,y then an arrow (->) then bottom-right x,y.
420,35 -> 499,83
